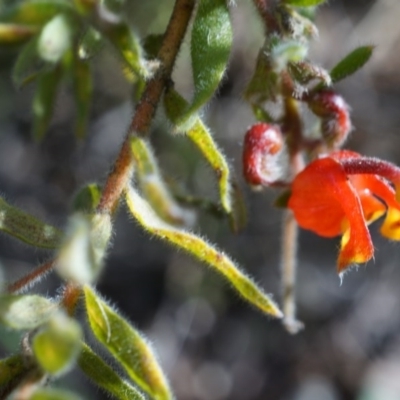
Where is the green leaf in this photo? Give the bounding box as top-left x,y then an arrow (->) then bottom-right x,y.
56,213 -> 112,284
125,186 -> 282,318
178,0 -> 232,128
72,184 -> 102,213
0,354 -> 28,388
130,136 -> 194,227
84,286 -> 173,400
105,23 -> 149,81
245,47 -> 279,104
0,294 -> 57,329
330,46 -> 374,83
32,313 -> 82,376
0,0 -> 74,25
72,56 -> 92,139
0,196 -> 63,248
12,37 -> 47,87
164,88 -> 233,217
30,388 -> 82,400
33,66 -> 62,140
0,23 -> 37,44
78,343 -> 145,400
283,0 -> 326,6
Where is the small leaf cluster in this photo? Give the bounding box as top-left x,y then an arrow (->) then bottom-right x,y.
1,0 -> 149,140
246,1 -> 373,130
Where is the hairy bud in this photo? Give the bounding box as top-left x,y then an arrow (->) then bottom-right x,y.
308,90 -> 352,148
242,123 -> 286,188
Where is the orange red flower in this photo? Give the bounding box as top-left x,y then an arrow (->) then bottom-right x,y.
288,150 -> 400,273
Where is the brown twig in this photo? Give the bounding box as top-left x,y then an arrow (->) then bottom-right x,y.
97,0 -> 196,214
7,260 -> 55,294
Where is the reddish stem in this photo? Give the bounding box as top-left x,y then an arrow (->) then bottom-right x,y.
97,0 -> 195,214
7,260 -> 55,294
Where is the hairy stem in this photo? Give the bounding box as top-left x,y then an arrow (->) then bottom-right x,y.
97,0 -> 195,214
7,260 -> 55,294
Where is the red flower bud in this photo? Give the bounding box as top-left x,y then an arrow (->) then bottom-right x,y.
308,90 -> 352,147
242,123 -> 285,187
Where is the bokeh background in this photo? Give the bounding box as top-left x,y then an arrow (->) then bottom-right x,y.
2,0 -> 400,399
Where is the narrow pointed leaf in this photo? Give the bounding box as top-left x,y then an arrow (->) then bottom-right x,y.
0,295 -> 57,329
283,0 -> 326,6
72,184 -> 102,213
32,313 -> 82,376
130,136 -> 194,226
164,89 -> 233,217
245,48 -> 279,104
30,388 -> 82,400
105,23 -> 149,81
72,56 -> 92,139
178,0 -> 232,127
330,46 -> 374,83
0,196 -> 63,248
125,186 -> 282,318
33,66 -> 62,140
84,286 -> 173,400
12,37 -> 47,87
78,343 -> 145,400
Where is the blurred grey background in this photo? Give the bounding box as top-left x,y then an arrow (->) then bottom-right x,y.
2,0 -> 400,399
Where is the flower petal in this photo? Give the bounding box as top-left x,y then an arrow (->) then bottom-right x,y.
349,175 -> 386,224
350,174 -> 400,240
289,157 -> 374,272
288,157 -> 347,237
